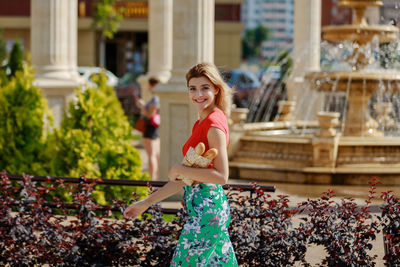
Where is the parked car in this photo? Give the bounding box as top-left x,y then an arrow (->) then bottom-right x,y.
78,66 -> 119,88
221,69 -> 261,108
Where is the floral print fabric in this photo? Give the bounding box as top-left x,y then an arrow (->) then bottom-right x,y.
170,183 -> 238,267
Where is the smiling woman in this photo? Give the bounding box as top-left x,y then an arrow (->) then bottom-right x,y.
124,62 -> 238,266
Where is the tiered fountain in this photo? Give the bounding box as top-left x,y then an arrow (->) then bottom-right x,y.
229,0 -> 400,185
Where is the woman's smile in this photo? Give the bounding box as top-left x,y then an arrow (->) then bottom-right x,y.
194,98 -> 207,103
188,76 -> 218,116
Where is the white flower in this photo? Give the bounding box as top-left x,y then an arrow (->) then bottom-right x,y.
182,238 -> 192,250
184,220 -> 201,233
222,242 -> 230,254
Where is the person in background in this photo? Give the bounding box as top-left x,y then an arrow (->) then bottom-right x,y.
135,77 -> 160,180
125,63 -> 238,266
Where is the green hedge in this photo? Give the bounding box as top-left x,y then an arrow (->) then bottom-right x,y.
0,65 -> 51,175
48,73 -> 148,203
0,63 -> 147,204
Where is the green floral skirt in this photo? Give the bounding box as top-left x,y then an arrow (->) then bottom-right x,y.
170,183 -> 238,267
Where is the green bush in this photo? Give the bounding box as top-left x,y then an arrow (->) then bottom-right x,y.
0,29 -> 7,86
0,29 -> 6,65
0,65 -> 52,175
8,41 -> 23,78
0,54 -> 146,204
48,73 -> 148,204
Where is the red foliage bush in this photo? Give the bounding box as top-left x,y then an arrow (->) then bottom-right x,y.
0,173 -> 399,266
379,189 -> 400,266
297,178 -> 379,266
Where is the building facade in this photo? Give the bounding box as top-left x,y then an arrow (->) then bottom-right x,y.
241,0 -> 358,60
321,0 -> 352,27
241,0 -> 294,59
0,0 -> 243,78
381,0 -> 400,25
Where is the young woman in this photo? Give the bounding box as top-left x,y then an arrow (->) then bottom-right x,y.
124,63 -> 238,266
135,77 -> 160,180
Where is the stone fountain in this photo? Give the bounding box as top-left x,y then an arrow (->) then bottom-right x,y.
229,0 -> 400,185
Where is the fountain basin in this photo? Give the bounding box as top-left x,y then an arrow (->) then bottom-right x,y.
305,71 -> 400,92
230,0 -> 400,185
229,132 -> 400,185
304,71 -> 400,136
323,25 -> 399,44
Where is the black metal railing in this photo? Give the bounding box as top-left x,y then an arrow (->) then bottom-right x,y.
5,174 -> 276,214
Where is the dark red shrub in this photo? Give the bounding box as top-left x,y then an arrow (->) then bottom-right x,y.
297,177 -> 380,266
0,173 -> 395,266
0,173 -> 186,266
227,184 -> 308,266
379,190 -> 400,266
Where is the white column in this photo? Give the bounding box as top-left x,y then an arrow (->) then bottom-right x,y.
31,0 -> 82,126
364,7 -> 380,25
287,0 -> 321,99
138,0 -> 173,102
287,0 -> 321,119
148,0 -> 173,82
156,0 -> 215,180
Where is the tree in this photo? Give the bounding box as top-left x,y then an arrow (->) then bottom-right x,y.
91,0 -> 124,67
8,41 -> 23,78
254,25 -> 269,48
48,73 -> 147,204
266,49 -> 293,82
242,25 -> 270,60
0,29 -> 7,65
0,65 -> 52,175
0,29 -> 8,86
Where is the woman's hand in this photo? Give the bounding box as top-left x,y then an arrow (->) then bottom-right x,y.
168,164 -> 183,182
123,200 -> 149,219
134,96 -> 145,108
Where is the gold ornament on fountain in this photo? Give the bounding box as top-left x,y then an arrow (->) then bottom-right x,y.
323,0 -> 397,70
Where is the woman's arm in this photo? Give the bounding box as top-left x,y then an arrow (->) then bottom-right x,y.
135,97 -> 157,119
169,127 -> 229,185
142,104 -> 157,119
124,180 -> 186,219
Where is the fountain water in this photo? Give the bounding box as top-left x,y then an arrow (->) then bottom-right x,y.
229,0 -> 400,185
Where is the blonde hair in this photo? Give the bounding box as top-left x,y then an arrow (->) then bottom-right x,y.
185,62 -> 232,117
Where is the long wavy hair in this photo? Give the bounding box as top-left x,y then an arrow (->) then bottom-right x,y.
185,62 -> 232,117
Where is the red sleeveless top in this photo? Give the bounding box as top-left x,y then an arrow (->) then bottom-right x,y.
182,109 -> 229,166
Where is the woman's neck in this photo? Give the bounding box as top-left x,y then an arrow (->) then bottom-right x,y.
199,106 -> 217,122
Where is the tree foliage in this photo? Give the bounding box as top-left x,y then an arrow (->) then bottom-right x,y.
242,25 -> 270,60
0,29 -> 8,86
266,49 -> 293,82
47,73 -> 148,203
91,0 -> 124,39
0,42 -> 146,204
0,29 -> 7,65
8,41 -> 24,78
0,65 -> 52,175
